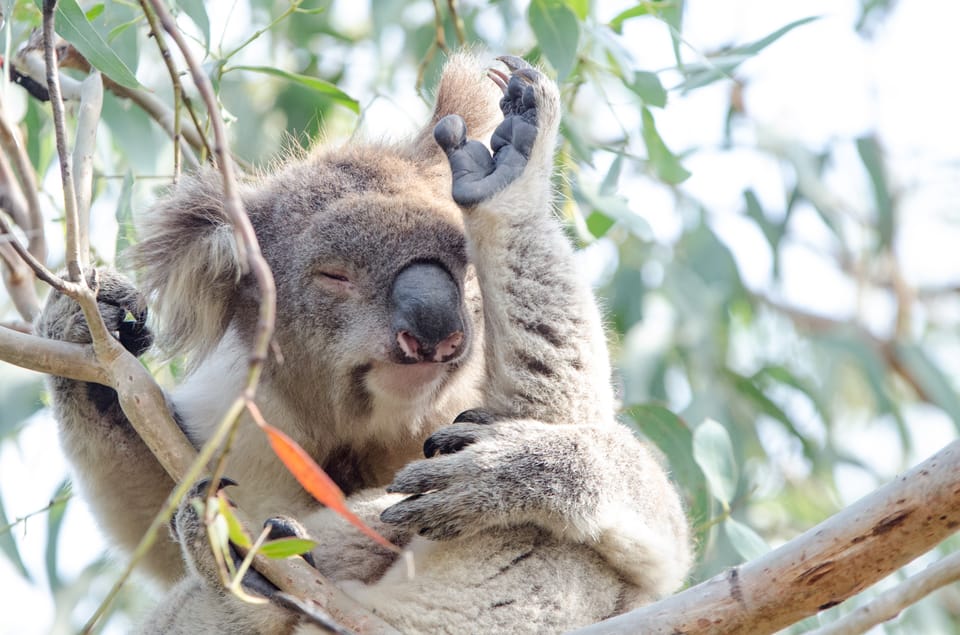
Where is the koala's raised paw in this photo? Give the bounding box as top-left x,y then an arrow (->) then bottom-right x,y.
434,56 -> 555,207
35,268 -> 152,357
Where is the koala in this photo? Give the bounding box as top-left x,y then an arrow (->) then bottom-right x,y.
36,54 -> 691,634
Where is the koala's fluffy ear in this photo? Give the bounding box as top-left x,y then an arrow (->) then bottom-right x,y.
126,169 -> 244,363
404,52 -> 504,163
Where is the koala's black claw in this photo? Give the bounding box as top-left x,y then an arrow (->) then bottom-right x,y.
423,424 -> 482,457
487,68 -> 509,92
453,408 -> 497,425
497,55 -> 533,72
218,476 -> 239,489
274,593 -> 356,635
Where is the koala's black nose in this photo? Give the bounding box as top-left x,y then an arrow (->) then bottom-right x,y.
390,261 -> 466,363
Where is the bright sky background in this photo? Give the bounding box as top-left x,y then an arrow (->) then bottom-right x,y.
3,0 -> 960,633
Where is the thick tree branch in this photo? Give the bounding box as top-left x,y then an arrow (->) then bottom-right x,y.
809,549 -> 960,635
570,440 -> 960,634
0,325 -> 107,384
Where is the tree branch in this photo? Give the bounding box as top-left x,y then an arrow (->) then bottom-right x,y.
809,549 -> 960,635
0,325 -> 108,384
569,440 -> 960,634
41,0 -> 82,282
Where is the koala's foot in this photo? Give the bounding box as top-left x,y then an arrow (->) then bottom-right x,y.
433,56 -> 553,206
172,478 -> 315,598
35,268 -> 152,355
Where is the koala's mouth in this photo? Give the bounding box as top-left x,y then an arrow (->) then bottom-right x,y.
366,361 -> 450,401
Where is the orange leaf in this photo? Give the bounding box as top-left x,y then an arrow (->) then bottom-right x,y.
258,418 -> 400,553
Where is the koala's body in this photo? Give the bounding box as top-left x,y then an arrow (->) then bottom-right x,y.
36,55 -> 691,633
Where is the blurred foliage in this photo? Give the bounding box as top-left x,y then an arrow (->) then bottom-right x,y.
1,0 -> 958,632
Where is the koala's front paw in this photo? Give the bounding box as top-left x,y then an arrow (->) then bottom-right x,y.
434,56 -> 557,207
381,418 -> 597,541
35,269 -> 152,356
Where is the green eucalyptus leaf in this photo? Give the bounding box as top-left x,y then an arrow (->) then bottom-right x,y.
0,492 -> 31,581
856,135 -> 894,250
565,0 -> 590,20
177,0 -> 211,52
230,66 -> 359,113
626,404 -> 712,532
45,480 -> 71,593
586,211 -> 615,238
724,517 -> 769,562
692,418 -> 738,505
259,537 -> 318,559
218,497 -> 252,549
37,0 -> 140,89
640,107 -> 690,184
528,0 -> 580,80
84,3 -> 104,21
627,71 -> 667,108
609,3 -> 652,34
677,16 -> 819,91
894,343 -> 960,432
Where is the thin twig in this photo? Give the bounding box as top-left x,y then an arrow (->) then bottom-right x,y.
41,0 -> 82,282
13,44 -> 203,167
0,492 -> 72,535
0,239 -> 41,321
145,0 -> 276,403
0,92 -> 47,264
0,211 -> 70,293
138,0 -> 184,180
446,0 -> 466,45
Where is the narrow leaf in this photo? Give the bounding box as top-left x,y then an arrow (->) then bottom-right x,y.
177,0 -> 211,52
692,418 -> 738,505
641,107 -> 690,184
231,66 -> 359,113
258,420 -> 399,552
724,517 -> 769,561
84,3 -> 104,21
218,496 -> 252,549
894,343 -> 960,432
44,480 -> 71,593
736,16 -> 820,57
565,0 -> 590,20
259,537 -> 318,560
626,404 -> 712,532
626,71 -> 667,108
609,4 -> 652,34
0,492 -> 31,581
528,0 -> 580,80
39,0 -> 140,89
676,16 -> 819,92
856,135 -> 894,250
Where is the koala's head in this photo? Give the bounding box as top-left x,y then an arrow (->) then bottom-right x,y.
130,146 -> 483,415
130,53 -> 502,424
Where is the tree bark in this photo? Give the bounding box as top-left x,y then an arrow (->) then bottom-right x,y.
570,440 -> 960,635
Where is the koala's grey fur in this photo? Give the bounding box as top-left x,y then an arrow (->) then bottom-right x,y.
36,54 -> 691,634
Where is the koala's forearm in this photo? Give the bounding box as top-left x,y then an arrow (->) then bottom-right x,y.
50,377 -> 185,585
462,130 -> 614,425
